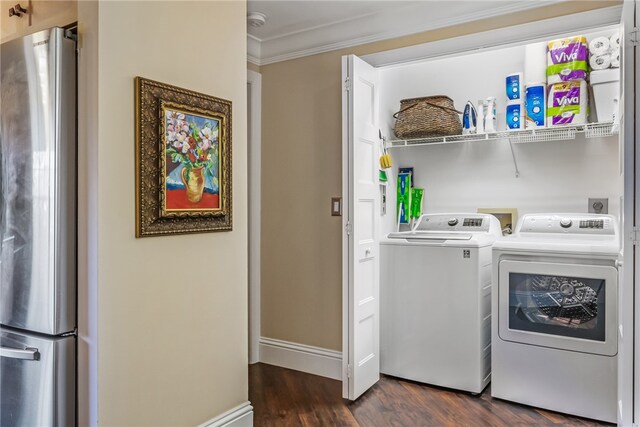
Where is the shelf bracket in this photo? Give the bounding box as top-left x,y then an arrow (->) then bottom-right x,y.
629,27 -> 639,47
508,141 -> 520,178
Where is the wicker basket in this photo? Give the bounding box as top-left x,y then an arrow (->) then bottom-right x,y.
393,95 -> 462,139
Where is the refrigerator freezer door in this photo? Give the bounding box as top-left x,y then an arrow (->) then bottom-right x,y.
0,28 -> 77,335
0,328 -> 75,426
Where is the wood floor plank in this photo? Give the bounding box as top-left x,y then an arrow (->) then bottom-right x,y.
249,363 -> 613,427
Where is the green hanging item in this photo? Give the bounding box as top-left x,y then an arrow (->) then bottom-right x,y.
410,188 -> 424,219
397,173 -> 411,224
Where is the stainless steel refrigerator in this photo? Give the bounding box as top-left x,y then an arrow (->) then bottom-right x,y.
0,27 -> 77,426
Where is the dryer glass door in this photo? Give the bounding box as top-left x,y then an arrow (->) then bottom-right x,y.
498,260 -> 617,356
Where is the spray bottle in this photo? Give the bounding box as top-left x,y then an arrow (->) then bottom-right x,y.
484,97 -> 497,133
476,99 -> 485,134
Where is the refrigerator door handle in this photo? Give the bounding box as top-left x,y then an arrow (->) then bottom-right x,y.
0,346 -> 40,360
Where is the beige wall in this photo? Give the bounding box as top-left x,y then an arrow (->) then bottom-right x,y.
80,1 -> 248,425
261,53 -> 344,350
248,61 -> 260,73
260,0 -> 619,352
0,0 -> 77,43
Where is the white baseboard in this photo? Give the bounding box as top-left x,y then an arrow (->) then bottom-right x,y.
198,401 -> 253,427
259,337 -> 342,380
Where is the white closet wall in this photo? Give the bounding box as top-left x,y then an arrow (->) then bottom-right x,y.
377,28 -> 623,234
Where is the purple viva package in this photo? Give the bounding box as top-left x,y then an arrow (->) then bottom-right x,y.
547,80 -> 588,127
546,36 -> 589,84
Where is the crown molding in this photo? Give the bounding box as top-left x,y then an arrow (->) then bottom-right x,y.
247,34 -> 261,65
362,5 -> 623,67
247,55 -> 261,66
247,0 -> 565,66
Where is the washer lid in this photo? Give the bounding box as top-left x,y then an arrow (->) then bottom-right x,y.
387,232 -> 472,241
382,233 -> 496,248
385,213 -> 502,247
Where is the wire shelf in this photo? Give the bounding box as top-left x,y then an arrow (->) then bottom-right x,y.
584,122 -> 617,138
386,122 -> 617,148
509,127 -> 576,144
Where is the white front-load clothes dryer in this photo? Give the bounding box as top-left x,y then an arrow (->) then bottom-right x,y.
380,213 -> 502,394
491,213 -> 619,423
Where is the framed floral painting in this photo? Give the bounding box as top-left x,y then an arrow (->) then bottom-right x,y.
134,77 -> 232,237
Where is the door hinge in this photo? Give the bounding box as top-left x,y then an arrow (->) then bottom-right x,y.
629,27 -> 640,46
345,221 -> 352,236
347,364 -> 352,378
631,227 -> 640,245
64,28 -> 78,42
344,77 -> 352,93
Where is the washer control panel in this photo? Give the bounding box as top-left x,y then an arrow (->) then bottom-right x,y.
414,214 -> 490,232
518,214 -> 616,235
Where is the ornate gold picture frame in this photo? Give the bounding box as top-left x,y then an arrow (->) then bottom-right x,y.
135,77 -> 232,237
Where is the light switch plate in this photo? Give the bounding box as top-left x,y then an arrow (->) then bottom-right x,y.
331,197 -> 342,216
588,198 -> 608,214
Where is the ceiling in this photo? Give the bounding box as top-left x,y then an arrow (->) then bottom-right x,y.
246,0 -> 563,65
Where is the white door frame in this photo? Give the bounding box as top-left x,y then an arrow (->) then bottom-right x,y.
627,1 -> 640,424
248,69 -> 262,365
621,1 -> 638,425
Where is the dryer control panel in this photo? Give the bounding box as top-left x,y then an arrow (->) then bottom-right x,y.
517,214 -> 616,235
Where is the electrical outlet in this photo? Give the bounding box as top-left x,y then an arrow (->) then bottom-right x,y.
588,198 -> 608,214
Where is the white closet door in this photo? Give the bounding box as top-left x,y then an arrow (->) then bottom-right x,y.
621,1 -> 638,425
341,54 -> 380,400
632,0 -> 640,426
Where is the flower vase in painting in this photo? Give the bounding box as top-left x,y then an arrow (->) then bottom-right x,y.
162,105 -> 223,214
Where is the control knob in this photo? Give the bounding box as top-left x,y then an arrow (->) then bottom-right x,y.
448,218 -> 458,226
560,218 -> 572,228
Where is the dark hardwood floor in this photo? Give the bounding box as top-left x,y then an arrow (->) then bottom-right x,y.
249,363 -> 612,427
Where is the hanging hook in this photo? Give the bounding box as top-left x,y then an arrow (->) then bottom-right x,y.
14,3 -> 28,14
8,3 -> 27,17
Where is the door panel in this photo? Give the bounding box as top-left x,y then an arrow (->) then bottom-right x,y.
342,54 -> 380,400
0,329 -> 75,426
499,260 -> 618,356
0,28 -> 76,335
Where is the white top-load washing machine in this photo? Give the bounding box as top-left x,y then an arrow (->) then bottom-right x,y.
380,213 -> 502,394
492,213 -> 619,423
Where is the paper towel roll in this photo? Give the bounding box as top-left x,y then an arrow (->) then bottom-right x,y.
547,80 -> 588,127
547,36 -> 588,83
589,36 -> 610,55
611,49 -> 620,68
609,32 -> 621,49
524,42 -> 547,85
590,53 -> 612,70
547,75 -> 562,85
